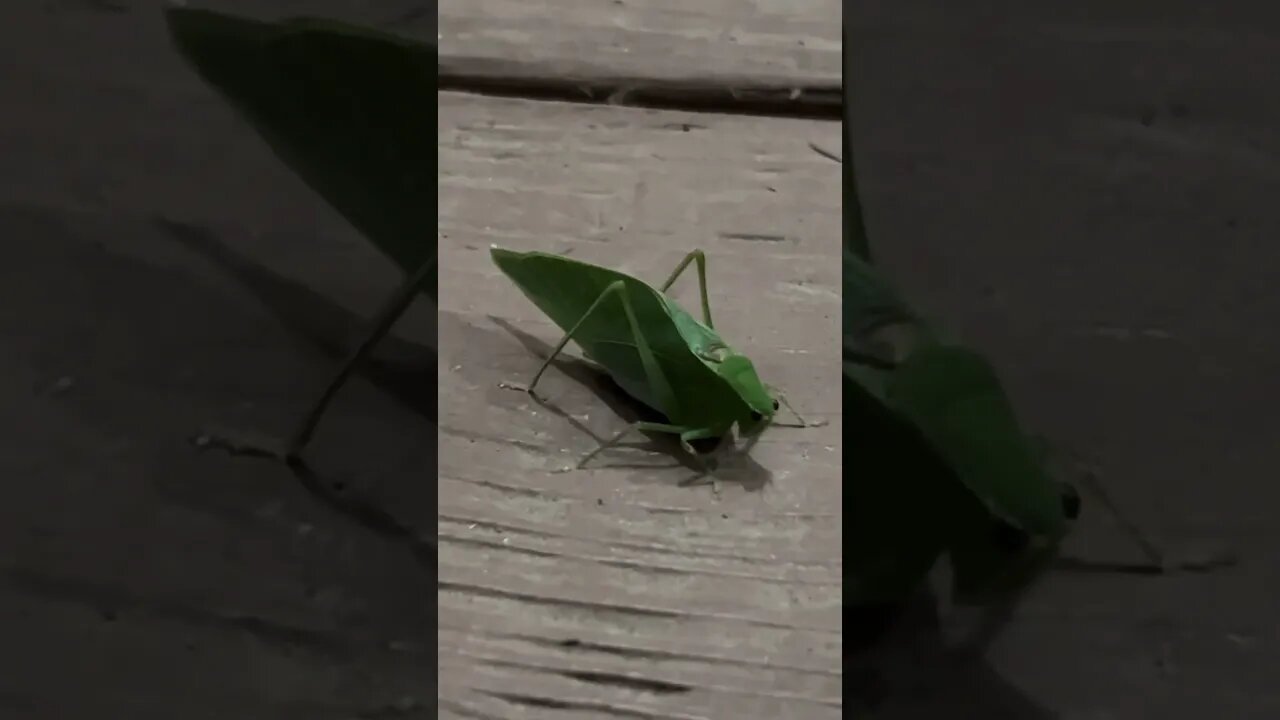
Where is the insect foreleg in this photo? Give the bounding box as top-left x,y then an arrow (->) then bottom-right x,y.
676,426 -> 722,455
578,421 -> 722,494
657,250 -> 713,328
1048,454 -> 1237,574
1074,465 -> 1168,570
576,421 -> 713,469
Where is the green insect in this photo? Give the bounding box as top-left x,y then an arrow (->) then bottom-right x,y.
490,246 -> 820,472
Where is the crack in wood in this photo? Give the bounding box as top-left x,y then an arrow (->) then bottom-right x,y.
439,56 -> 841,121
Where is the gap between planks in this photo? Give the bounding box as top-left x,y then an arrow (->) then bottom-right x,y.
439,0 -> 840,121
440,55 -> 841,121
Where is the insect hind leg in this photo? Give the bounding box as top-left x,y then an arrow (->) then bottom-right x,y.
657,250 -> 713,329
501,280 -> 647,398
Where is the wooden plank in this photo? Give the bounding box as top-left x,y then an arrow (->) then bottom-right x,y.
439,0 -> 841,85
437,91 -> 841,718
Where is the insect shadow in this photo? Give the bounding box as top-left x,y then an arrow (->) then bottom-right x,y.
487,315 -> 773,492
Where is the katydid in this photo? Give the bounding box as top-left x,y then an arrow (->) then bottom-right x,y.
490,246 -> 822,473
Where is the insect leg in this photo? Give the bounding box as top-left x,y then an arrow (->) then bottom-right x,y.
1034,446 -> 1172,572
197,257 -> 435,463
283,256 -> 436,459
514,278 -> 681,419
1051,454 -> 1233,574
1074,465 -> 1167,570
674,427 -> 730,493
676,427 -> 723,457
538,280 -> 694,468
508,284 -> 620,395
656,250 -> 713,328
607,278 -> 715,464
612,279 -> 683,419
576,420 -> 699,469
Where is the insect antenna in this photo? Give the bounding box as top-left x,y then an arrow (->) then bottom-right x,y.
765,387 -> 827,428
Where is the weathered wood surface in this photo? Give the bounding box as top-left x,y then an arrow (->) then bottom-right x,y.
437,92 -> 841,718
439,0 -> 841,85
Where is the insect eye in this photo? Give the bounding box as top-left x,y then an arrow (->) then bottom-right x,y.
991,518 -> 1030,552
1060,483 -> 1082,520
772,399 -> 780,411
749,410 -> 763,422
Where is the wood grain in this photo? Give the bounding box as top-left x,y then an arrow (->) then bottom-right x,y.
439,0 -> 841,85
